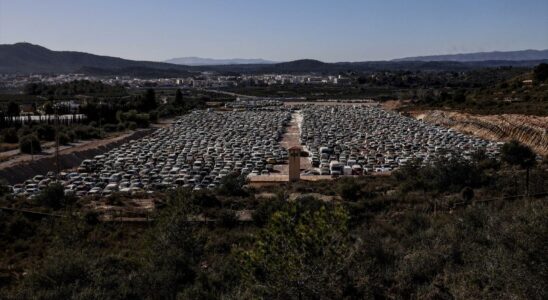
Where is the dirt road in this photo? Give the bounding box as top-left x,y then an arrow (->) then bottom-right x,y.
278,111 -> 311,173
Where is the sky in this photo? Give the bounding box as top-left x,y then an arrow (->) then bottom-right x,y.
1,0 -> 547,62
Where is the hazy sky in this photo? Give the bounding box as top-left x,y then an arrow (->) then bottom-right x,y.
1,0 -> 547,62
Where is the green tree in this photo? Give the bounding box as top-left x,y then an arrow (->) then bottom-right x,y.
7,101 -> 20,117
240,200 -> 356,299
0,179 -> 10,197
337,177 -> 362,201
461,186 -> 474,204
533,63 -> 548,82
35,183 -> 73,210
174,88 -> 184,107
142,88 -> 157,111
452,90 -> 467,104
19,135 -> 41,154
2,128 -> 19,143
501,141 -> 537,196
141,190 -> 203,299
43,101 -> 55,114
217,173 -> 248,197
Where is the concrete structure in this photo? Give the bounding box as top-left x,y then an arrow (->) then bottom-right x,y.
288,146 -> 301,182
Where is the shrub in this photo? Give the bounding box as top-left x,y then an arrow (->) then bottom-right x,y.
337,178 -> 362,201
252,198 -> 285,227
126,121 -> 137,130
84,211 -> 100,226
0,180 -> 10,197
35,124 -> 56,141
219,209 -> 239,228
117,110 -> 150,128
191,190 -> 220,208
73,125 -> 101,140
149,110 -> 159,123
217,173 -> 248,197
103,124 -> 118,132
4,214 -> 36,242
58,132 -> 71,145
19,135 -> 41,154
1,128 -> 19,143
461,186 -> 474,204
35,183 -> 73,210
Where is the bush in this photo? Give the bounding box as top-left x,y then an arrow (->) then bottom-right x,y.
35,183 -> 73,210
337,178 -> 362,201
219,209 -> 239,228
3,213 -> 36,240
19,135 -> 41,154
35,124 -> 56,141
126,121 -> 137,130
149,110 -> 159,123
252,198 -> 285,227
58,132 -> 71,145
117,110 -> 150,128
0,180 -> 10,197
191,190 -> 220,208
73,125 -> 101,140
103,124 -> 118,132
1,128 -> 19,143
217,173 -> 248,197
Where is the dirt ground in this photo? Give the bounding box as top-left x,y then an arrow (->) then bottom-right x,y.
411,110 -> 548,156
279,111 -> 311,171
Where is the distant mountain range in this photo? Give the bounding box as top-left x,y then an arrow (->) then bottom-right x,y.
165,56 -> 276,66
0,42 -> 192,75
1,42 -> 547,76
394,49 -> 548,62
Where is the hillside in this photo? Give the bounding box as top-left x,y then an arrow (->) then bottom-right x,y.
394,49 -> 548,62
165,56 -> 276,66
0,43 -> 192,74
1,43 -> 547,75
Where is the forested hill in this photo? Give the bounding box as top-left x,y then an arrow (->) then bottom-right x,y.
0,43 -> 192,74
2,43 -> 548,75
394,49 -> 548,62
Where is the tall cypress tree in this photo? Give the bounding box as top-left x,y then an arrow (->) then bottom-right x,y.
174,89 -> 184,107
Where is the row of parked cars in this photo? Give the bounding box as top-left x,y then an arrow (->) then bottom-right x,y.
10,103 -> 504,198
298,105 -> 501,176
224,99 -> 283,109
11,109 -> 292,198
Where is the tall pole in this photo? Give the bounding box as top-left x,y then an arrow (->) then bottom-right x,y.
31,137 -> 34,161
99,99 -> 102,138
55,99 -> 60,177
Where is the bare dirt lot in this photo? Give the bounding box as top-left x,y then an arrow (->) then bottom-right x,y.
278,111 -> 311,172
411,110 -> 548,156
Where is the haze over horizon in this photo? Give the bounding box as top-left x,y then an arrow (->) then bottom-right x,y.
1,0 -> 547,62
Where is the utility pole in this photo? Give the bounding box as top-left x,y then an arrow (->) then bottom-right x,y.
98,99 -> 102,138
54,99 -> 60,178
30,137 -> 34,161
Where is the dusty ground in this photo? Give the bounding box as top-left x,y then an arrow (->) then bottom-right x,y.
411,110 -> 548,156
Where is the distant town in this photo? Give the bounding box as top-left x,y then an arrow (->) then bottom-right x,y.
0,72 -> 353,91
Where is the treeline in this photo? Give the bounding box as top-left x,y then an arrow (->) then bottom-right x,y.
1,83 -> 206,154
356,67 -> 528,89
355,63 -> 548,115
24,80 -> 127,96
